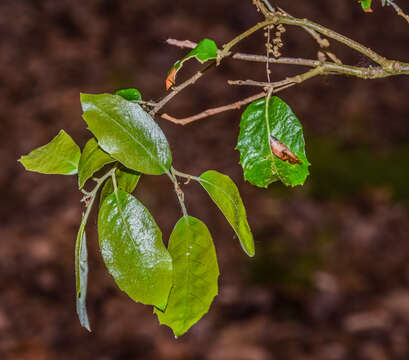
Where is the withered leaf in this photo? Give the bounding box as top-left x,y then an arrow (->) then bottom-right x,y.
269,135 -> 302,165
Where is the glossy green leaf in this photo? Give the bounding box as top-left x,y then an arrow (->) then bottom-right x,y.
167,39 -> 218,89
19,130 -> 81,175
115,88 -> 142,102
237,97 -> 310,188
78,138 -> 115,189
98,190 -> 172,310
199,170 -> 255,257
100,166 -> 141,206
75,220 -> 91,331
81,93 -> 172,175
155,216 -> 219,336
360,0 -> 373,11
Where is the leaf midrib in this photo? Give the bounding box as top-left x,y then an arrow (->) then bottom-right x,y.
113,191 -> 144,273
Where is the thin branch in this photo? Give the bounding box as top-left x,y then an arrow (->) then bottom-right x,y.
166,39 -> 197,49
385,0 -> 409,24
152,21 -> 269,116
219,20 -> 270,58
275,13 -> 393,69
167,40 -> 409,78
170,167 -> 188,217
229,67 -> 325,90
231,53 -> 409,78
150,61 -> 215,116
161,92 -> 266,125
229,78 -> 293,88
253,0 -> 271,18
277,7 -> 330,49
157,7 -> 409,125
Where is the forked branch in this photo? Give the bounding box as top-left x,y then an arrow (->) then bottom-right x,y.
152,2 -> 409,125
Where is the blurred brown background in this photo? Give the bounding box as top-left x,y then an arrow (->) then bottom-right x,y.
1,0 -> 409,359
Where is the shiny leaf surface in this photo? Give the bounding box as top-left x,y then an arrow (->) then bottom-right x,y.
199,170 -> 255,257
98,190 -> 172,310
155,216 -> 219,336
19,130 -> 81,175
81,93 -> 172,175
78,138 -> 115,188
99,166 -> 141,206
237,97 -> 310,188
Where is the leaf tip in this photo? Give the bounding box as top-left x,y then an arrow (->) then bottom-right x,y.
247,249 -> 255,257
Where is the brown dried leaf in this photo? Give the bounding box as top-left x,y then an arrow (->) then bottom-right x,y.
269,136 -> 302,165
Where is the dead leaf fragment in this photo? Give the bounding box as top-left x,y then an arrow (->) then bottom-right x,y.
269,135 -> 302,165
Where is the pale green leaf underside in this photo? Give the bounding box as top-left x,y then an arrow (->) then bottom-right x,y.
237,97 -> 310,188
81,93 -> 172,175
199,170 -> 255,257
19,130 -> 81,175
155,216 -> 219,336
78,138 -> 115,189
98,190 -> 172,310
100,167 -> 141,206
75,223 -> 91,331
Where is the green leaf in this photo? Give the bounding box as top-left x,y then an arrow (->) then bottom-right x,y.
98,190 -> 173,310
100,166 -> 141,206
75,220 -> 91,331
360,0 -> 373,11
19,130 -> 81,175
155,216 -> 219,337
199,170 -> 255,257
115,88 -> 142,102
78,138 -> 115,189
81,93 -> 172,175
166,39 -> 218,89
237,97 -> 310,188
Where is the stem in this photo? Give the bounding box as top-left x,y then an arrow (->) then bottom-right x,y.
79,167 -> 116,237
219,20 -> 270,58
169,167 -> 188,218
276,13 -> 392,69
158,6 -> 409,126
152,21 -> 270,117
172,169 -> 201,182
161,92 -> 266,125
167,40 -> 409,78
111,170 -> 118,193
385,0 -> 409,24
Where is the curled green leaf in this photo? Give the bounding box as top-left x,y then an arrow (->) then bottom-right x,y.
199,170 -> 255,257
75,224 -> 91,331
166,38 -> 218,89
155,216 -> 219,337
19,130 -> 81,175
